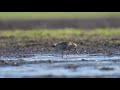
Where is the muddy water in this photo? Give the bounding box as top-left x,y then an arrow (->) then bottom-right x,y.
1,53 -> 120,78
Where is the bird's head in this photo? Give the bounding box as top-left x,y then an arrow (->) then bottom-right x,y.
51,43 -> 57,48
68,43 -> 77,50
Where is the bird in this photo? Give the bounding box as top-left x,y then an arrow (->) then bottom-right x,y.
51,41 -> 79,58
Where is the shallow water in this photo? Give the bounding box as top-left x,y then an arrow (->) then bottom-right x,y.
1,53 -> 120,78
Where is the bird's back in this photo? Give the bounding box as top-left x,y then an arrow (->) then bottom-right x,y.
56,42 -> 69,50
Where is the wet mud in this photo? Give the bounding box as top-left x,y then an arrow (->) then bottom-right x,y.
0,35 -> 120,57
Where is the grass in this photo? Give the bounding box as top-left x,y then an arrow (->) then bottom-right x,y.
0,12 -> 120,19
0,28 -> 120,39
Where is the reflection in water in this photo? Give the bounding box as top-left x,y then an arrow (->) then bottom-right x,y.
0,53 -> 120,78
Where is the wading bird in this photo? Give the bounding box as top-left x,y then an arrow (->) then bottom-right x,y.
51,41 -> 79,58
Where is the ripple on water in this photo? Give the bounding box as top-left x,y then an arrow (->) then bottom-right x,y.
0,53 -> 120,78
20,53 -> 120,62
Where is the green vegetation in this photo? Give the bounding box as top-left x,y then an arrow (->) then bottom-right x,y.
0,28 -> 120,39
0,12 -> 120,19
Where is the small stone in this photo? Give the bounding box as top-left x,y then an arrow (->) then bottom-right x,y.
66,64 -> 78,69
99,67 -> 114,71
47,60 -> 53,64
81,59 -> 87,61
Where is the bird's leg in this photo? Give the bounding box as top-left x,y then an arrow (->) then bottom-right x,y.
66,50 -> 70,57
66,51 -> 68,57
64,51 -> 68,59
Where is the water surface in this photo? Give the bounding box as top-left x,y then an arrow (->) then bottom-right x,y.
0,53 -> 120,78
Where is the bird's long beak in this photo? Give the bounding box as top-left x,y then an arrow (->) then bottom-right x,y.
75,48 -> 79,55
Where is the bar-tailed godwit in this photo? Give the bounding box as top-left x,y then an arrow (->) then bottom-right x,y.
51,41 -> 79,58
